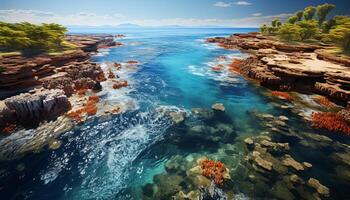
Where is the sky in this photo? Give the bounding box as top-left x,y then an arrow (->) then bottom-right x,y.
0,0 -> 349,27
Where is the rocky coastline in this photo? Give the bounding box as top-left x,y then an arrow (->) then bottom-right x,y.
207,33 -> 350,104
0,34 -> 125,159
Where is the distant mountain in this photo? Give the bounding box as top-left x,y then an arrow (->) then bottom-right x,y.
115,23 -> 142,28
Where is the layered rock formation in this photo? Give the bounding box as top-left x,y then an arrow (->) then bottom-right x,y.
207,33 -> 350,103
0,89 -> 70,127
0,35 -> 112,131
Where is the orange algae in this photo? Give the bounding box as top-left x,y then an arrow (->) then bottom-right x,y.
98,72 -> 107,82
76,88 -> 87,96
67,96 -> 100,121
112,80 -> 128,89
271,91 -> 293,101
108,68 -> 115,79
1,124 -> 16,134
200,159 -> 226,186
126,60 -> 139,64
313,96 -> 336,109
228,59 -> 241,73
311,112 -> 350,136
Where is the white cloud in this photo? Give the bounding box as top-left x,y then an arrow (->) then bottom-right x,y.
214,2 -> 232,8
252,13 -> 262,16
234,1 -> 252,6
0,9 -> 292,27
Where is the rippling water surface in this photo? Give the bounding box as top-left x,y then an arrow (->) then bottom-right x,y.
1,28 -> 349,200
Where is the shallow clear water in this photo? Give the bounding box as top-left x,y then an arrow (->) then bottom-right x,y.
1,28 -> 349,200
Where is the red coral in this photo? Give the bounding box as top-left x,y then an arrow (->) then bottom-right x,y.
271,91 -> 293,101
313,96 -> 336,109
200,159 -> 226,186
311,112 -> 350,136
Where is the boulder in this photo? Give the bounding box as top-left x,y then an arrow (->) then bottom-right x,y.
212,103 -> 225,112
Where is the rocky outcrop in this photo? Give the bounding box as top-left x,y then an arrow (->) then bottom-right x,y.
1,89 -> 70,127
208,33 -> 350,103
66,34 -> 117,52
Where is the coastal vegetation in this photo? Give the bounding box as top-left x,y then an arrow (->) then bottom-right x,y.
260,3 -> 350,53
0,21 -> 76,55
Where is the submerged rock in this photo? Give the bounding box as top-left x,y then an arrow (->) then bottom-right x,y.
212,103 -> 225,112
48,139 -> 62,150
199,181 -> 228,200
169,111 -> 186,124
307,178 -> 330,197
282,155 -> 305,171
252,151 -> 273,171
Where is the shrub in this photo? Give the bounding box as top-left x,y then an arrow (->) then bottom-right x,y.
277,24 -> 302,42
297,20 -> 320,41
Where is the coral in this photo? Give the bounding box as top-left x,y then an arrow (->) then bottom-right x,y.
200,159 -> 226,186
271,91 -> 293,101
228,59 -> 241,73
112,80 -> 128,89
313,96 -> 336,109
311,112 -> 350,135
1,124 -> 16,134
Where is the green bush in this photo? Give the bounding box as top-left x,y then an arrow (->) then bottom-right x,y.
297,20 -> 320,40
303,6 -> 316,21
277,24 -> 302,42
327,16 -> 350,52
0,21 -> 67,53
316,3 -> 335,27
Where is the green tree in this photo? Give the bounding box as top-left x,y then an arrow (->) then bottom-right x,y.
316,3 -> 335,27
277,24 -> 302,42
272,19 -> 282,28
297,20 -> 320,41
260,24 -> 268,33
322,19 -> 336,33
327,16 -> 350,52
0,21 -> 68,53
303,6 -> 316,21
287,15 -> 298,24
296,11 -> 304,21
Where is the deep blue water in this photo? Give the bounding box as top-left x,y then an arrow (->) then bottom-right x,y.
1,28 -> 349,200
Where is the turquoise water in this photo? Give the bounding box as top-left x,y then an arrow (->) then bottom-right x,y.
1,28 -> 349,200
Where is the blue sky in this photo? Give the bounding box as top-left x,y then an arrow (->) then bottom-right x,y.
0,0 -> 349,27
